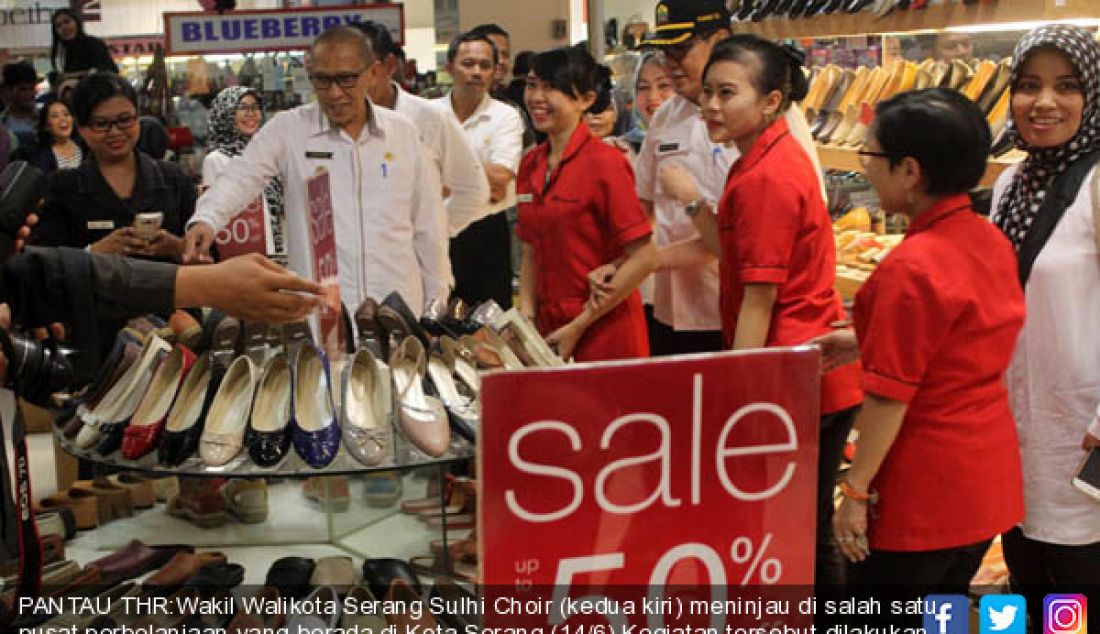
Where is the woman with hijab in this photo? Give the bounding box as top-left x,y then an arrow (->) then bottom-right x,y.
622,51 -> 675,152
989,24 -> 1100,627
50,8 -> 118,75
202,86 -> 286,262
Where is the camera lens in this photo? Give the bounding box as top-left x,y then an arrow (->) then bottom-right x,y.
3,331 -> 74,407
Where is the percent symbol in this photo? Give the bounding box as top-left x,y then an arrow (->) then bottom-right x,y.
729,533 -> 782,585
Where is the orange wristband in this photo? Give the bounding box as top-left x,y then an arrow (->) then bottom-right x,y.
839,481 -> 878,505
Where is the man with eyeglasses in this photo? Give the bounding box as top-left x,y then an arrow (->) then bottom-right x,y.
434,31 -> 524,310
183,26 -> 450,317
353,22 -> 490,239
623,0 -> 735,358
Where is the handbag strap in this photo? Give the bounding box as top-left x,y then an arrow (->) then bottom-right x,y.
1018,150 -> 1100,286
0,330 -> 42,628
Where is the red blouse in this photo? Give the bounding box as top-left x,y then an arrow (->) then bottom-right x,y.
717,117 -> 862,414
854,193 -> 1025,551
516,122 -> 652,362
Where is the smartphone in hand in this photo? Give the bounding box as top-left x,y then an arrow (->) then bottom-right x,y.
133,211 -> 164,241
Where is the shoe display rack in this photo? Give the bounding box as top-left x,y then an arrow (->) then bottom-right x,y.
45,292 -> 563,575
54,421 -> 474,479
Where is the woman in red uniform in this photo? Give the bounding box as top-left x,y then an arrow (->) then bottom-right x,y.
819,89 -> 1025,605
660,34 -> 862,590
517,46 -> 657,362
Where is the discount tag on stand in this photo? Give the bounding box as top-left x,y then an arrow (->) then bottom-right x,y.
480,348 -> 820,631
213,195 -> 269,259
305,167 -> 344,358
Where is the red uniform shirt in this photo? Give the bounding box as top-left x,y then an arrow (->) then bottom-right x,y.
516,122 -> 652,362
718,118 -> 862,414
855,193 -> 1025,551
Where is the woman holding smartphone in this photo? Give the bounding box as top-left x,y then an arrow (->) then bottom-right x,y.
989,25 -> 1100,627
32,73 -> 195,262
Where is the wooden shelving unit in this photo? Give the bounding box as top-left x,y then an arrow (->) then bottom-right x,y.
816,144 -> 1025,187
730,0 -> 1097,40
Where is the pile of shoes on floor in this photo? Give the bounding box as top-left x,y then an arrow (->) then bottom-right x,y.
36,473 -> 179,532
803,56 -> 1015,154
10,545 -> 477,631
54,291 -> 559,471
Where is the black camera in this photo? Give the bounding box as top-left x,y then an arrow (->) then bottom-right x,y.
0,330 -> 75,408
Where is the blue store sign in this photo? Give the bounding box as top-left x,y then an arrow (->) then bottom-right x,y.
164,3 -> 403,55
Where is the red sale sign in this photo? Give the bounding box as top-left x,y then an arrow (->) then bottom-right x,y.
479,348 -> 820,629
214,196 -> 268,260
306,168 -> 344,358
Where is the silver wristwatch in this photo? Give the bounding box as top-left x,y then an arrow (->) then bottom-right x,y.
684,199 -> 705,217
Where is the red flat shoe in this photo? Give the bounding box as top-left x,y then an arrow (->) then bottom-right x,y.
121,345 -> 195,460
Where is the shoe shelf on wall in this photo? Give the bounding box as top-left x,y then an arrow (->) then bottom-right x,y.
734,0 -> 1097,179
730,0 -> 1096,40
53,431 -> 475,478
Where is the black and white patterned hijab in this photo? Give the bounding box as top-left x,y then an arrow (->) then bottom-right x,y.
992,25 -> 1100,250
207,86 -> 286,260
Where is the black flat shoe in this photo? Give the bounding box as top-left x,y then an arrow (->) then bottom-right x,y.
381,292 -> 432,348
266,557 -> 315,600
186,562 -> 245,594
159,355 -> 224,467
95,420 -> 128,456
245,355 -> 292,468
420,298 -> 461,340
362,558 -> 422,603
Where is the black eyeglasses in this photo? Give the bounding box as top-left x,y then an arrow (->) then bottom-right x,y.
86,112 -> 138,133
857,148 -> 904,166
308,69 -> 367,90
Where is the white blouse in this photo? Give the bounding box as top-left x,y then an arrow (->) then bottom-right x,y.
994,163 -> 1100,546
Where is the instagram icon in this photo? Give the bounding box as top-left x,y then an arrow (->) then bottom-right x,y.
1045,595 -> 1087,634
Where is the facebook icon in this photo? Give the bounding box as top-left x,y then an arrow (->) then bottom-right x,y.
924,595 -> 970,634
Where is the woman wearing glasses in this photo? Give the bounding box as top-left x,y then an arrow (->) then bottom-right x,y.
202,87 -> 285,261
820,89 -> 1025,601
33,73 -> 196,262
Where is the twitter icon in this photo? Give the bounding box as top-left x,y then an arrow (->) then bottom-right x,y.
981,595 -> 1027,634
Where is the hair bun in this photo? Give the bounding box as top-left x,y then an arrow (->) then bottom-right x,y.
589,63 -> 614,114
781,43 -> 809,103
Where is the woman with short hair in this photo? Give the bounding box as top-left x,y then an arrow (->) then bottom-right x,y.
824,88 -> 1025,597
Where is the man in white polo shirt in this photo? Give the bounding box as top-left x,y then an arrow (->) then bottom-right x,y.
355,21 -> 490,238
182,26 -> 449,315
435,31 -> 524,309
633,0 -> 736,356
